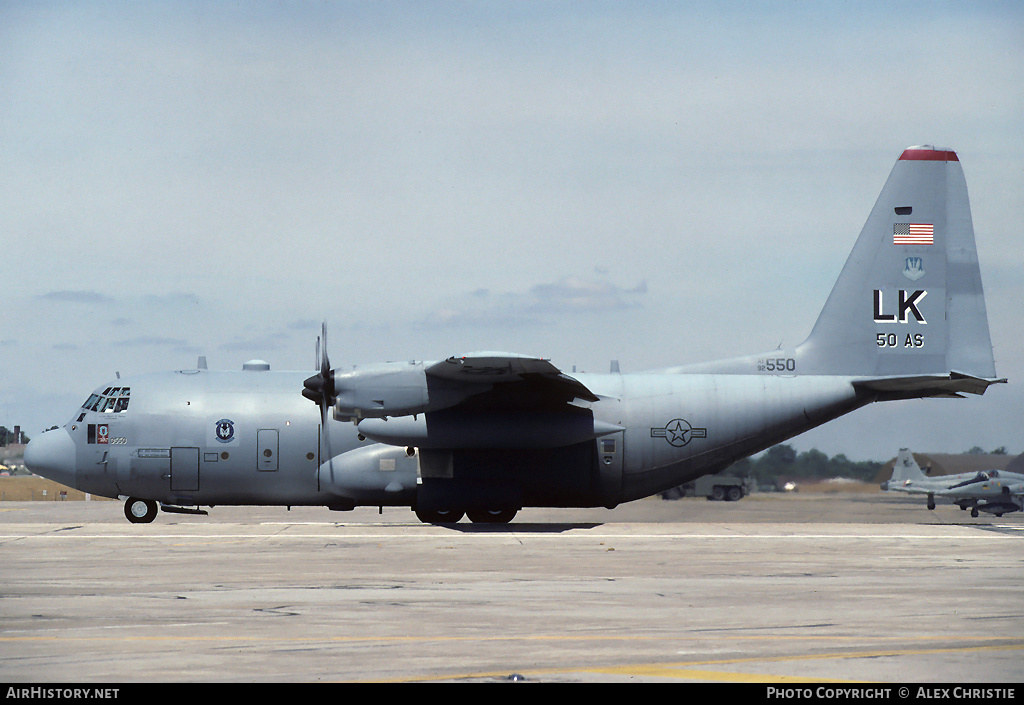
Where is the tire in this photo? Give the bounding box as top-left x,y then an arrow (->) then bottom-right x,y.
725,486 -> 743,502
414,508 -> 465,524
125,497 -> 158,524
711,486 -> 726,501
466,508 -> 518,524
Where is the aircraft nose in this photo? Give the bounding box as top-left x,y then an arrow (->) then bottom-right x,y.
24,427 -> 78,488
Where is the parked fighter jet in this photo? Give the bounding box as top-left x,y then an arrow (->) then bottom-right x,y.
882,449 -> 1023,517
25,146 -> 1005,524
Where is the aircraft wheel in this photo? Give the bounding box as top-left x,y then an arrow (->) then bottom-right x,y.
971,507 -> 979,518
125,498 -> 158,524
711,486 -> 726,501
467,509 -> 517,524
726,486 -> 743,502
414,508 -> 465,524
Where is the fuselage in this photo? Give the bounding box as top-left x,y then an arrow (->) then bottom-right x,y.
21,146 -> 1004,523
25,363 -> 869,513
883,470 -> 1024,502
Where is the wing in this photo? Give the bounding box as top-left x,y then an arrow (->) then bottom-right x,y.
425,353 -> 600,409
354,354 -> 614,449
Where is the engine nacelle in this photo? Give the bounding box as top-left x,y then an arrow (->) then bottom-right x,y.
330,362 -> 475,421
318,443 -> 418,508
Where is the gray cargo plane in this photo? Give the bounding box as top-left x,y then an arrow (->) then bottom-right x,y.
25,146 -> 1005,524
883,449 -> 1023,517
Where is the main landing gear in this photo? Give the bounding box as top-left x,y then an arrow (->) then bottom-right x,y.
414,508 -> 518,524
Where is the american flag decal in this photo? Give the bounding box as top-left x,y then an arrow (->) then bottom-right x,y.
893,223 -> 934,245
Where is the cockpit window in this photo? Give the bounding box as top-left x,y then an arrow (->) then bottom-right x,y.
82,387 -> 130,413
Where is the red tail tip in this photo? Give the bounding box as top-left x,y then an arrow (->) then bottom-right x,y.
900,146 -> 959,162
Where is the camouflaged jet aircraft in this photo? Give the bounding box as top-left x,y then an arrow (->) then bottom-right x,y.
883,449 -> 1023,517
25,146 -> 1005,524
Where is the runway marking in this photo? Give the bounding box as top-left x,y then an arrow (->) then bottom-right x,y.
0,531 -> 1017,541
3,634 -> 1020,648
366,641 -> 1024,683
576,643 -> 1024,683
2,632 -> 1019,682
584,666 -> 842,683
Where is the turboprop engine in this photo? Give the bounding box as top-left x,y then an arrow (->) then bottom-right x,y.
302,330 -> 600,428
306,360 -> 470,421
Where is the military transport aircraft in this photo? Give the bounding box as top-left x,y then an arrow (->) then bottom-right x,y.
883,449 -> 1023,517
25,146 -> 1005,524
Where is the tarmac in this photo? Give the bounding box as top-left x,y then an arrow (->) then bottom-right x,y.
1,492 -> 1022,684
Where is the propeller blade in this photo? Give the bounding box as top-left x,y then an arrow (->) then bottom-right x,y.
321,322 -> 331,378
302,323 -> 337,407
320,392 -> 336,486
303,321 -> 337,485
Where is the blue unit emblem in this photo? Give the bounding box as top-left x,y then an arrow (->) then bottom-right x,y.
903,257 -> 925,281
215,419 -> 235,443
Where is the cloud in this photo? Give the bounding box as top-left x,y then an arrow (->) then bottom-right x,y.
420,276 -> 648,329
35,291 -> 115,305
526,278 -> 647,315
112,336 -> 189,348
219,332 -> 292,354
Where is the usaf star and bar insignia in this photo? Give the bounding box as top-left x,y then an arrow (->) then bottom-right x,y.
651,419 -> 707,448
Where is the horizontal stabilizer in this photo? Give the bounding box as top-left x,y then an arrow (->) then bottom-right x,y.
854,371 -> 1006,400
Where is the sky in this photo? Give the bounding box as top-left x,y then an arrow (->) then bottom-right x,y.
2,1 -> 1022,462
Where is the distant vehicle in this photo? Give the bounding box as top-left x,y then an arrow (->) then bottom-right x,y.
662,475 -> 752,501
882,449 -> 1024,517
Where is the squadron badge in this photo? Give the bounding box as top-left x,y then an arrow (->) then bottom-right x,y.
903,256 -> 925,281
215,419 -> 235,443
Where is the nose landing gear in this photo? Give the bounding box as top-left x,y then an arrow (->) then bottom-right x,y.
124,497 -> 158,524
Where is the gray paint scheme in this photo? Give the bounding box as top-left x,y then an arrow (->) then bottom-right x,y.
883,448 -> 1023,517
25,147 -> 1005,523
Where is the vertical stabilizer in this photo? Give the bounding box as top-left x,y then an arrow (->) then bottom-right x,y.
797,147 -> 997,381
886,448 -> 928,486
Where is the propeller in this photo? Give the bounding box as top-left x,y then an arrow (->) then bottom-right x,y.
303,322 -> 337,484
302,323 -> 336,408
